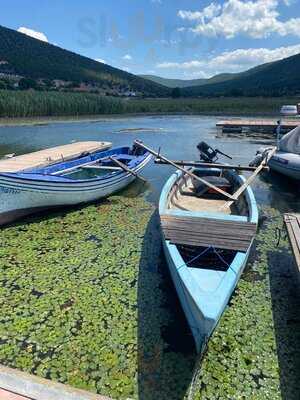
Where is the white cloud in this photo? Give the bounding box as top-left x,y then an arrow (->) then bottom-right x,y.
157,61 -> 203,70
156,44 -> 300,77
17,27 -> 48,42
178,0 -> 300,39
178,3 -> 221,21
95,58 -> 106,64
122,54 -> 132,60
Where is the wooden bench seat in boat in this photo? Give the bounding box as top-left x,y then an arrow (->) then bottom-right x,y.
161,215 -> 257,252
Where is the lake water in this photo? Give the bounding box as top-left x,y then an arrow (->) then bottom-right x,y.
0,114 -> 300,212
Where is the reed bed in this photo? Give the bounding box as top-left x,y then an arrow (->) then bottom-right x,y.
0,90 -> 299,119
0,90 -> 125,118
126,97 -> 300,115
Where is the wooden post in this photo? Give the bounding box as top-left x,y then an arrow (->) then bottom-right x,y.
134,140 -> 235,200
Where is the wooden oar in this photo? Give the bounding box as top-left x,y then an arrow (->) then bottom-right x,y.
221,147 -> 277,210
109,156 -> 147,183
155,159 -> 270,172
134,140 -> 235,200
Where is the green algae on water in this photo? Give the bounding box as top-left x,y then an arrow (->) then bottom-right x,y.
0,193 -> 195,399
0,197 -> 299,400
189,207 -> 300,400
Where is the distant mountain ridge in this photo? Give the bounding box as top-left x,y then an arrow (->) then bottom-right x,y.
140,73 -> 235,88
0,25 -> 170,97
181,56 -> 300,97
142,54 -> 300,97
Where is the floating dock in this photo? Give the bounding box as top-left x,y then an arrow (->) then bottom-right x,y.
284,213 -> 300,284
217,119 -> 300,134
0,141 -> 112,173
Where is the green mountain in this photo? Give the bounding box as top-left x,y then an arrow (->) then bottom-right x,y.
181,55 -> 300,97
0,25 -> 170,97
140,73 -> 235,88
1,24 -> 299,98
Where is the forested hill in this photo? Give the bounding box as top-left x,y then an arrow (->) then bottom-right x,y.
0,25 -> 170,97
181,54 -> 300,97
140,73 -> 235,88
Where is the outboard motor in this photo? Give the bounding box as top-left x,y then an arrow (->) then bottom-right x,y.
131,143 -> 144,156
197,141 -> 232,163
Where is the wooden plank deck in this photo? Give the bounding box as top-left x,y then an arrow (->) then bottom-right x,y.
284,213 -> 300,279
0,141 -> 112,173
161,215 -> 257,252
216,119 -> 300,129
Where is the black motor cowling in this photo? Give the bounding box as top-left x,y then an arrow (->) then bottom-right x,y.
197,141 -> 218,162
197,141 -> 232,163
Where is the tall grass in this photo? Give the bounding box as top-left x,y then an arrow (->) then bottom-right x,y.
0,90 -> 299,118
0,90 -> 125,118
126,97 -> 300,115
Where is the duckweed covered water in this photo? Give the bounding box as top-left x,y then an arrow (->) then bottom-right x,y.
0,192 -> 195,399
0,186 -> 299,400
190,207 -> 300,400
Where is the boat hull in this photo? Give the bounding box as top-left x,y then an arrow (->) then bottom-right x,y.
0,152 -> 152,225
159,168 -> 258,352
269,152 -> 300,180
162,237 -> 252,352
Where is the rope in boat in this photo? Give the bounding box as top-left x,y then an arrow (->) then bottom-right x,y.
212,247 -> 230,268
177,246 -> 213,270
177,245 -> 230,271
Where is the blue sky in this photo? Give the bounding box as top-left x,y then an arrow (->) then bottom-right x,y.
1,0 -> 300,79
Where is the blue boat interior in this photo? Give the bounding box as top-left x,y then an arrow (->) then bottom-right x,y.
3,146 -> 149,182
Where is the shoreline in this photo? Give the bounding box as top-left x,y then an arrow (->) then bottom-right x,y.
0,111 -> 283,127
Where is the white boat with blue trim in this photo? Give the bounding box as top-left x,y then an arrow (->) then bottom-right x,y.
0,144 -> 152,226
159,167 -> 258,352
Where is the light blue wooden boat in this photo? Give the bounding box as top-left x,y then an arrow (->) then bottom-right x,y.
159,167 -> 258,353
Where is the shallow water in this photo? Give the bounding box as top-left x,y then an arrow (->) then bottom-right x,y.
0,115 -> 299,399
